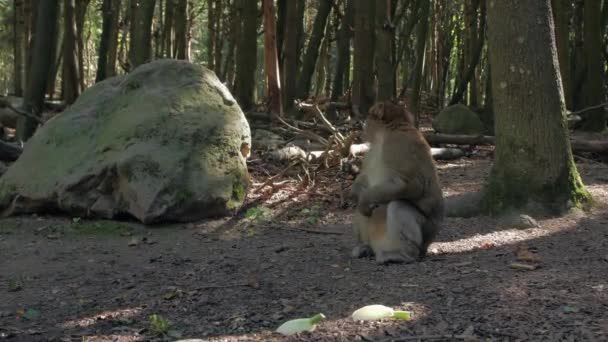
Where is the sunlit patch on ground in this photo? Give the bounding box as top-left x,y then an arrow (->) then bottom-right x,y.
60,307 -> 143,329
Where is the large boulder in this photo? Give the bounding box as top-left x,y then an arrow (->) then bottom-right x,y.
432,104 -> 485,135
0,59 -> 251,224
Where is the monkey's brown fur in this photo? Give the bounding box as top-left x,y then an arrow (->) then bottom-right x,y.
350,101 -> 444,263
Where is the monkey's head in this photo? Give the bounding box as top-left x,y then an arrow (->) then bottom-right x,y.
364,101 -> 415,141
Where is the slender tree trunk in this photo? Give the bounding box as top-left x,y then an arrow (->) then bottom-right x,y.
63,0 -> 80,105
296,0 -> 333,100
551,0 -> 572,109
408,0 -> 430,125
276,0 -> 286,67
207,0 -> 215,69
234,0 -> 258,111
213,0 -> 224,72
449,0 -> 485,106
162,0 -> 175,57
96,0 -> 121,82
18,1 -> 59,142
571,0 -> 585,109
282,0 -> 300,112
13,0 -> 25,96
129,0 -> 157,68
75,0 -> 90,90
174,0 -> 188,60
375,0 -> 395,101
223,0 -> 239,85
332,0 -> 354,101
580,0 -> 607,131
352,0 -> 376,115
483,0 -> 590,215
262,0 -> 283,117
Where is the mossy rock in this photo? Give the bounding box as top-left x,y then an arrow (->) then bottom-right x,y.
433,104 -> 485,135
0,59 -> 251,224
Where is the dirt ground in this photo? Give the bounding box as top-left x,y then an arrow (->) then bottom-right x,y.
1,156 -> 608,342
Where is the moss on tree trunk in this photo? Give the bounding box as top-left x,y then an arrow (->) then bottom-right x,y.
482,0 -> 592,216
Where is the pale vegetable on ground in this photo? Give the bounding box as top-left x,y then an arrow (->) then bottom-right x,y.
275,313 -> 326,336
351,305 -> 412,321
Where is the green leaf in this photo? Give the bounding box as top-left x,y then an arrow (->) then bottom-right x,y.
22,308 -> 41,320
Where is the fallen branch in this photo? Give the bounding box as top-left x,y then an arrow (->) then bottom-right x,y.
276,225 -> 344,235
423,132 -> 608,154
569,101 -> 608,115
348,143 -> 466,160
0,98 -> 44,124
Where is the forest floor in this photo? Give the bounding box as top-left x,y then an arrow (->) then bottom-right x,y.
1,153 -> 608,342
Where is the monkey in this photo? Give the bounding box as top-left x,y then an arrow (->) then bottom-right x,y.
349,100 -> 444,264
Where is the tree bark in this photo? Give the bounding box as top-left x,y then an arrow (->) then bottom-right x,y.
297,0 -> 333,100
408,0 -> 430,124
63,0 -> 80,105
75,0 -> 90,90
129,0 -> 157,69
234,0 -> 258,111
162,0 -> 175,57
13,0 -> 25,97
579,0 -> 607,131
174,0 -> 189,60
18,0 -> 59,142
449,0 -> 485,106
282,0 -> 300,112
483,0 -> 590,215
551,0 -> 572,109
96,0 -> 121,82
352,0 -> 376,115
375,0 -> 395,101
331,0 -> 354,101
262,0 -> 283,117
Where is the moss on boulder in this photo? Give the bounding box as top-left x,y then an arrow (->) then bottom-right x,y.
433,104 -> 485,135
0,59 -> 251,224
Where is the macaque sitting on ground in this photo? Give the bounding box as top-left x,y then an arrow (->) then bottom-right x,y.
350,101 -> 444,264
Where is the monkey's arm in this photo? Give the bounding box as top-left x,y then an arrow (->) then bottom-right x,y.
349,174 -> 368,201
357,175 -> 425,216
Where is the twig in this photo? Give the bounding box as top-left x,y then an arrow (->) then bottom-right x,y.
297,102 -> 345,142
0,99 -> 44,124
197,283 -> 249,290
569,101 -> 608,115
373,334 -> 471,342
254,162 -> 298,193
276,226 -> 344,235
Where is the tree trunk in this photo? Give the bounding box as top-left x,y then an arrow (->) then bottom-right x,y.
282,0 -> 300,112
352,0 -> 376,115
162,0 -> 175,57
408,0 -> 430,124
63,0 -> 80,105
483,0 -> 590,215
449,0 -> 485,106
223,0 -> 239,85
331,0 -> 354,101
96,0 -> 121,82
13,0 -> 25,97
262,0 -> 283,117
551,0 -> 572,109
207,0 -> 215,69
18,0 -> 59,142
579,0 -> 607,131
75,0 -> 90,90
297,0 -> 333,100
234,0 -> 258,111
174,0 -> 188,60
129,0 -> 157,69
213,0 -> 224,72
276,0 -> 286,67
375,0 -> 395,101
